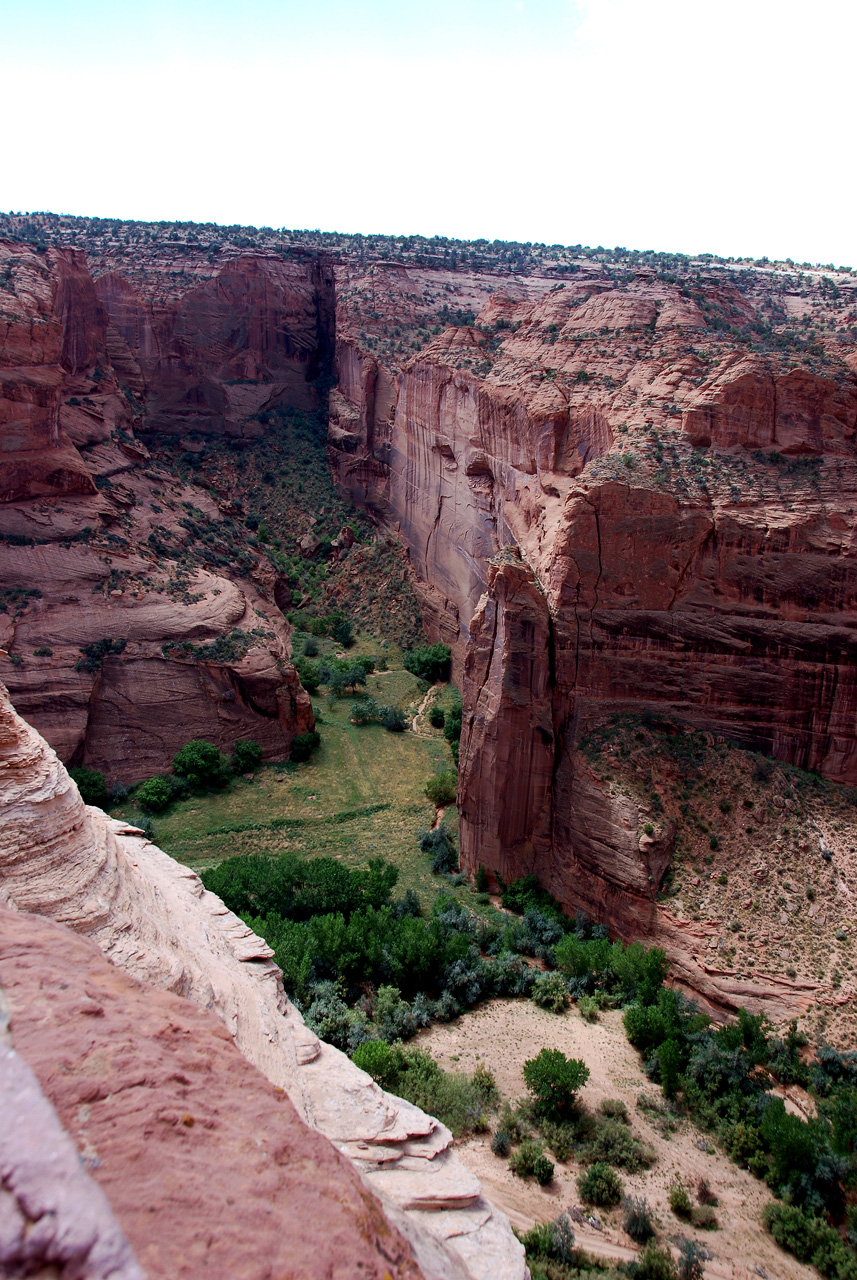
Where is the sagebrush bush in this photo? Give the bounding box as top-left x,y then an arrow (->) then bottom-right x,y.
577,1161 -> 623,1207
491,1129 -> 511,1157
588,1117 -> 655,1172
578,994 -> 600,1022
622,1194 -> 655,1243
509,1139 -> 554,1185
531,971 -> 570,1014
668,1174 -> 693,1219
635,1242 -> 678,1280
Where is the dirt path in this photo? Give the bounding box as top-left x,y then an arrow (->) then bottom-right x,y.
411,682 -> 441,735
419,1000 -> 816,1280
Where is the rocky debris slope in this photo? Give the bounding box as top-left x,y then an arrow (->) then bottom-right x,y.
0,680 -> 526,1280
0,908 -> 422,1280
0,980 -> 145,1280
0,241 -> 313,780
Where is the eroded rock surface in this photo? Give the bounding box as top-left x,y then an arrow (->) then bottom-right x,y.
0,240 -> 313,780
0,909 -> 421,1280
0,981 -> 145,1280
0,681 -> 526,1280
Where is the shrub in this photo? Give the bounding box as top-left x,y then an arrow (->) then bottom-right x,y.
295,658 -> 320,693
352,1042 -> 495,1137
429,705 -> 446,728
540,1119 -> 576,1162
332,618 -> 355,647
764,1201 -> 857,1277
425,771 -> 458,807
373,985 -> 416,1042
635,1243 -> 678,1280
302,636 -> 319,656
491,1129 -> 511,1157
578,994 -> 600,1022
577,1161 -> 623,1207
419,824 -> 458,874
622,1194 -> 655,1243
136,776 -> 173,813
691,1205 -> 718,1230
403,643 -> 451,683
509,1139 -> 554,1185
523,1048 -> 590,1121
290,730 -> 321,762
33,646 -> 53,657
531,971 -> 570,1014
173,739 -> 231,791
677,1239 -> 706,1280
668,1174 -> 693,1219
600,1097 -> 629,1123
475,865 -> 489,893
108,781 -> 128,805
589,1117 -> 655,1172
443,693 -> 462,763
75,637 -> 126,673
695,1176 -> 718,1206
232,738 -> 263,773
68,766 -> 108,808
521,1214 -> 576,1264
379,705 -> 407,732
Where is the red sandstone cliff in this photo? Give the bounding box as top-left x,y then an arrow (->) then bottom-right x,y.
0,241 -> 313,779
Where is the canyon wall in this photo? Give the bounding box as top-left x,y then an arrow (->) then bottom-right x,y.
0,240 -> 315,778
325,257 -> 857,1004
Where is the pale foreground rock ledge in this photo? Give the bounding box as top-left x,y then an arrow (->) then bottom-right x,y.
0,681 -> 527,1280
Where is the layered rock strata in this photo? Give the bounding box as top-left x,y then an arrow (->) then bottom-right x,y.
0,680 -> 526,1280
325,263 -> 857,1012
0,241 -> 313,778
0,909 -> 421,1280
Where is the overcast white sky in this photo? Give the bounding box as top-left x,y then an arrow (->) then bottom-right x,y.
2,0 -> 854,264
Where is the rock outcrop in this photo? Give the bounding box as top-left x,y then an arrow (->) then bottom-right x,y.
0,980 -> 145,1280
0,909 -> 421,1280
0,680 -> 526,1280
0,241 -> 313,779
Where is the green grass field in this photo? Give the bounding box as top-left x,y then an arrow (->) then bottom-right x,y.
119,654 -> 462,904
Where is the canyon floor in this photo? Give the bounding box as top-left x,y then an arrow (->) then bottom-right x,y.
115,634 -> 462,900
420,1000 -> 817,1280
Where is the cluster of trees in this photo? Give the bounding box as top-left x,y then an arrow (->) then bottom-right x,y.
288,609 -> 355,647
134,737 -> 265,813
295,652 -> 374,695
349,697 -> 407,732
403,643 -> 451,683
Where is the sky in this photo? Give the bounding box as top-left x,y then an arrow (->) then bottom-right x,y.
2,0 -> 854,265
